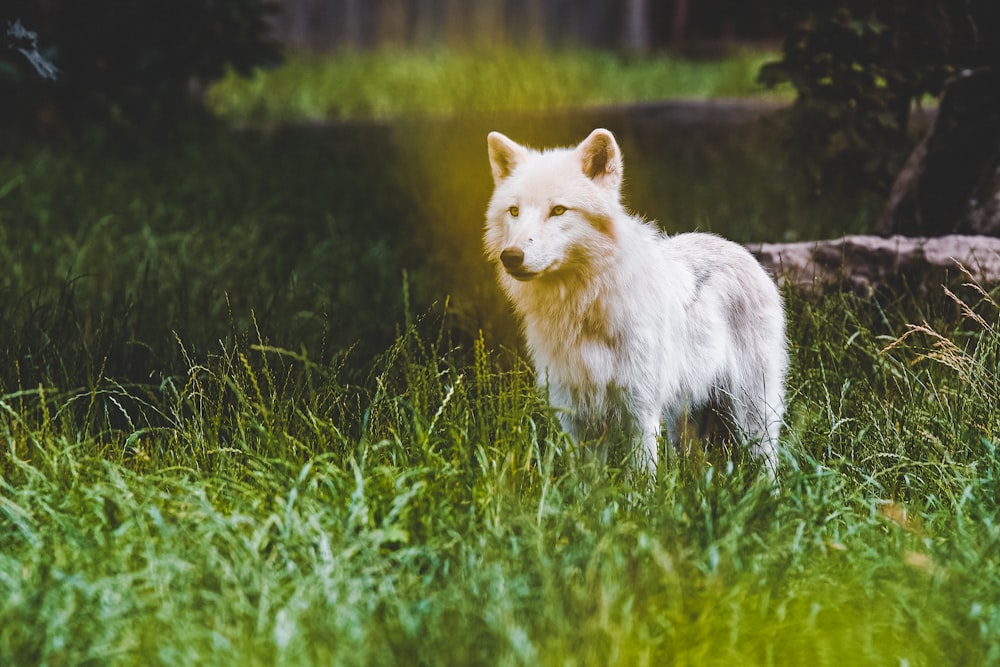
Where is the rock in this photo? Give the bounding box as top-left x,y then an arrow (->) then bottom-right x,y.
747,235 -> 1000,295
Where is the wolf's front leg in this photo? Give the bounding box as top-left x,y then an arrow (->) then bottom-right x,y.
557,411 -> 598,467
750,436 -> 779,482
637,419 -> 660,476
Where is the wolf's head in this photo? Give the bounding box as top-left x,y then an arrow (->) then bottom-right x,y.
484,129 -> 626,284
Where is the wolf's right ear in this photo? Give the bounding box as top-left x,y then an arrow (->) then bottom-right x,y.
488,132 -> 527,185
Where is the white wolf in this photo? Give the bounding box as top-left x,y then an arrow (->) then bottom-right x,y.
484,128 -> 788,477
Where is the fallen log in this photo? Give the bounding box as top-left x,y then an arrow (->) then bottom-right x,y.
746,235 -> 1000,295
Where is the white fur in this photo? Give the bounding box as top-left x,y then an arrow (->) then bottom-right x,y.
484,129 -> 788,477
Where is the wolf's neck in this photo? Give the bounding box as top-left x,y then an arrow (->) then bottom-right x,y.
517,261 -> 628,339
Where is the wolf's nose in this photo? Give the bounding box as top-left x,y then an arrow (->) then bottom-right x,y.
500,247 -> 524,270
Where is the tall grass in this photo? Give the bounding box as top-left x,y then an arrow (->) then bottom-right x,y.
0,83 -> 994,664
206,49 -> 787,124
2,277 -> 999,665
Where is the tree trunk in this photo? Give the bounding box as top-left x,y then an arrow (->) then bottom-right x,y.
376,0 -> 408,47
412,0 -> 440,47
342,0 -> 364,49
876,67 -> 1000,237
623,0 -> 651,54
444,0 -> 467,48
524,0 -> 546,48
670,0 -> 689,46
471,0 -> 505,47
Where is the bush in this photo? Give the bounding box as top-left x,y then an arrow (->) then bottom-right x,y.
759,0 -> 999,193
1,1 -> 280,130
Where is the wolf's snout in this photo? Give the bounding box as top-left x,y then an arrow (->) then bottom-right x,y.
500,247 -> 525,270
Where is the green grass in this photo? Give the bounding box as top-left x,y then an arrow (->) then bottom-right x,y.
206,48 -> 789,124
0,88 -> 994,664
1,284 -> 999,665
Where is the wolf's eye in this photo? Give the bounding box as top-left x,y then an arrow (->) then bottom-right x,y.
550,205 -> 567,217
508,206 -> 519,217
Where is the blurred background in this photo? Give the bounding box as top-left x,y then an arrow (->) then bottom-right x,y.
268,0 -> 777,52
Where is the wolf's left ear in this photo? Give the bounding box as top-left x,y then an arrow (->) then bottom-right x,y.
488,132 -> 528,185
575,128 -> 622,191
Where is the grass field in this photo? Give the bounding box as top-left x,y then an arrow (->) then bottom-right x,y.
206,48 -> 789,124
2,51 -> 998,665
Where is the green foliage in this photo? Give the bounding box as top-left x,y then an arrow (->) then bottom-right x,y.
206,49 -> 785,124
1,1 -> 280,128
759,0 -> 999,192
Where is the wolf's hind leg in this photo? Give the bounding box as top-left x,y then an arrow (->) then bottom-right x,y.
732,388 -> 783,480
